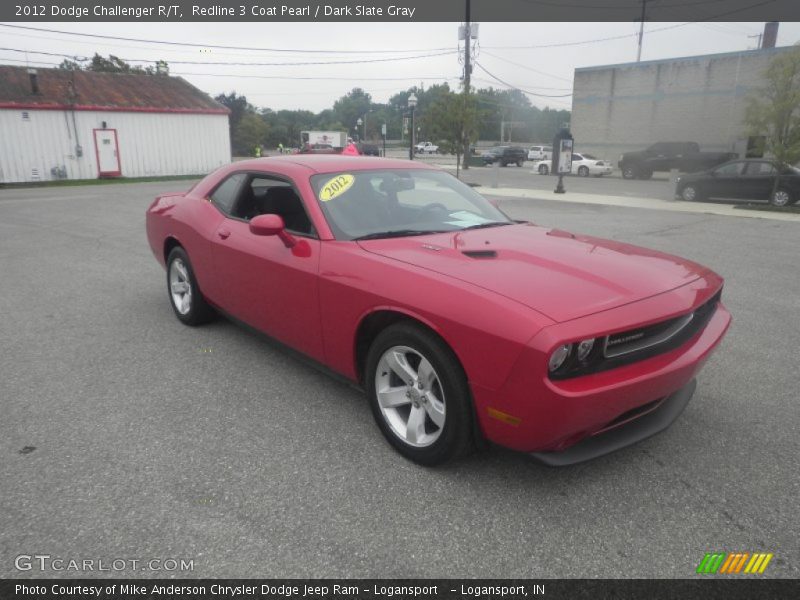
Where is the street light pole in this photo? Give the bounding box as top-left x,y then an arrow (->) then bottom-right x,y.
407,93 -> 418,161
356,117 -> 363,142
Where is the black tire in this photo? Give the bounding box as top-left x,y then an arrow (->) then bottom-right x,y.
166,246 -> 216,326
365,322 -> 474,466
622,165 -> 637,179
680,184 -> 704,202
538,163 -> 549,175
578,165 -> 590,177
516,159 -> 524,167
770,188 -> 793,207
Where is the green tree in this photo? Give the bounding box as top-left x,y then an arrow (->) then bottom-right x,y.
233,112 -> 268,156
745,44 -> 800,166
424,90 -> 480,177
58,54 -> 157,75
333,88 -> 372,138
215,92 -> 253,149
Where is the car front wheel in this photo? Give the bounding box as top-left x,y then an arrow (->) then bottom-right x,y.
538,163 -> 549,175
366,323 -> 473,466
166,246 -> 216,326
680,185 -> 702,202
622,165 -> 637,179
770,188 -> 793,207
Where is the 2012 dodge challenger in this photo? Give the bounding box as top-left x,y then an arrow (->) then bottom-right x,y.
146,156 -> 731,466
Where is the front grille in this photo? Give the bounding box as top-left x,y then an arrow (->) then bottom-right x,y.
549,290 -> 721,380
600,290 -> 721,370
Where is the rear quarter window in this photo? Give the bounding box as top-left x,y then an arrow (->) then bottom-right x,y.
209,173 -> 246,215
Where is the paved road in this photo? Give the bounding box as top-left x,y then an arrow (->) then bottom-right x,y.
1,181 -> 797,578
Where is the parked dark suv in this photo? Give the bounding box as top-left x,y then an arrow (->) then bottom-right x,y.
481,146 -> 527,167
619,141 -> 737,179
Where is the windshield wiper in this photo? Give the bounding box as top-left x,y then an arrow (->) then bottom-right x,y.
353,229 -> 448,241
460,221 -> 512,231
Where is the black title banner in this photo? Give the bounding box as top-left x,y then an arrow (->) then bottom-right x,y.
3,0 -> 800,22
2,579 -> 800,600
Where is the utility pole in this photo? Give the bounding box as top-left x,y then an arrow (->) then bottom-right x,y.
637,0 -> 647,62
462,0 -> 472,171
747,32 -> 763,49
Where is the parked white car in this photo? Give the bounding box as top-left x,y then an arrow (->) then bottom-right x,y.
528,145 -> 553,161
534,153 -> 613,177
414,141 -> 439,154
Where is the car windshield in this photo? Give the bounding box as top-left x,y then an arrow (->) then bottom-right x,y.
310,169 -> 512,240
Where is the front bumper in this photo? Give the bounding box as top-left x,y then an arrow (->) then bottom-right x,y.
470,280 -> 731,457
530,379 -> 695,466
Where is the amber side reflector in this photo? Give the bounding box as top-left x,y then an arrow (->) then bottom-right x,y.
487,407 -> 521,426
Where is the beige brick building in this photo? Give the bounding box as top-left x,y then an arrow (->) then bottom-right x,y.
570,46 -> 795,162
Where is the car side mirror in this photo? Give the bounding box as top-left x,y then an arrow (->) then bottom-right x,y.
249,214 -> 296,248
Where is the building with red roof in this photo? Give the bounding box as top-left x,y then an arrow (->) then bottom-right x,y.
0,65 -> 230,183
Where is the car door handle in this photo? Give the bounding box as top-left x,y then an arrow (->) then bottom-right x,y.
217,229 -> 231,240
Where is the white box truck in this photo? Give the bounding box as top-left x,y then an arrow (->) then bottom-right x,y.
301,131 -> 347,149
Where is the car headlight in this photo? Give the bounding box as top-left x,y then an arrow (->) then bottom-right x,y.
548,344 -> 572,372
576,338 -> 595,361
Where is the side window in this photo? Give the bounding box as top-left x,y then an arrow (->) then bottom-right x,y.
714,162 -> 746,177
209,173 -> 246,215
745,162 -> 776,177
234,176 -> 314,235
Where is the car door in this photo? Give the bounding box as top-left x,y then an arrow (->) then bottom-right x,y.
570,153 -> 584,174
708,161 -> 748,199
741,161 -> 777,200
209,173 -> 324,362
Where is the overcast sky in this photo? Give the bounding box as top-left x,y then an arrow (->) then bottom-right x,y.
2,20 -> 799,112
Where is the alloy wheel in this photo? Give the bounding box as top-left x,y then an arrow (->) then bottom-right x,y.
772,189 -> 791,207
169,258 -> 192,315
374,345 -> 446,448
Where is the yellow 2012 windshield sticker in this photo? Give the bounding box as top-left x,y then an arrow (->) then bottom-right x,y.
319,174 -> 354,202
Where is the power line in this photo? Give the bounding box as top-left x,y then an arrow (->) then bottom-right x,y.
482,1 -> 780,51
0,56 -> 461,83
0,46 -> 457,67
0,23 -> 454,55
479,50 -> 573,83
474,63 -> 574,98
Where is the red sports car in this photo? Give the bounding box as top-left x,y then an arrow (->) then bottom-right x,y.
146,156 -> 731,466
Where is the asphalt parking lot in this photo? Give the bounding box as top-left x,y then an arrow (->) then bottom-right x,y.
1,178 -> 798,579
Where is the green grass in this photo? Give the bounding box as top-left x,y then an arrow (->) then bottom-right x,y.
0,174 -> 202,189
733,202 -> 800,214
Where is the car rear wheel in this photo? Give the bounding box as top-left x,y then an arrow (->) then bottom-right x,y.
538,163 -> 549,175
622,165 -> 637,179
680,185 -> 702,202
770,188 -> 793,207
578,165 -> 590,177
366,322 -> 473,466
166,247 -> 216,326
516,159 -> 524,167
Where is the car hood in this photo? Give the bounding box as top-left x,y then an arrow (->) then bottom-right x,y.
357,223 -> 711,323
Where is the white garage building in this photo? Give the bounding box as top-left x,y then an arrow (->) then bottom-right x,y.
0,66 -> 230,183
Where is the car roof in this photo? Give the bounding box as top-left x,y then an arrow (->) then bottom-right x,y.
234,155 -> 439,174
